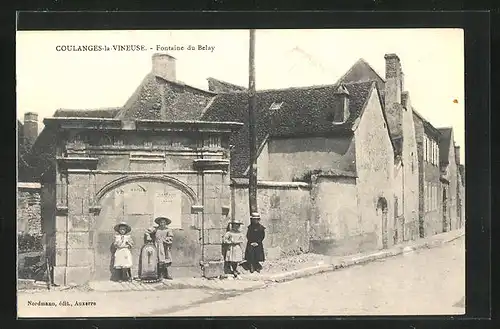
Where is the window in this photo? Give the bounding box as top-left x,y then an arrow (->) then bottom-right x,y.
431,141 -> 434,165
424,137 -> 427,162
431,141 -> 434,164
435,142 -> 439,166
432,140 -> 435,165
269,102 -> 284,111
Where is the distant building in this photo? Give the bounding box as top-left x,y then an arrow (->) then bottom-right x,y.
413,110 -> 442,237
438,127 -> 462,231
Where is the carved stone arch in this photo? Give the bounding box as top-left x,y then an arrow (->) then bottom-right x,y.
94,174 -> 198,205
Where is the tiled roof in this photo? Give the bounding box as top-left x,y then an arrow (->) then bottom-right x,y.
116,73 -> 216,121
438,127 -> 453,164
413,109 -> 441,137
53,108 -> 121,118
337,58 -> 386,102
207,77 -> 247,93
202,80 -> 375,177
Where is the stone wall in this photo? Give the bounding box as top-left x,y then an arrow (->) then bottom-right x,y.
401,104 -> 420,241
231,180 -> 311,259
353,87 -> 396,250
309,176 -> 371,256
266,136 -> 355,181
17,183 -> 42,235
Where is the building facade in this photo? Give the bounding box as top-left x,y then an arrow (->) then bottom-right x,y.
413,111 -> 443,237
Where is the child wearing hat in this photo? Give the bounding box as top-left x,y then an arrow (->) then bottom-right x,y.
145,217 -> 174,280
113,222 -> 134,282
222,220 -> 245,277
221,221 -> 232,275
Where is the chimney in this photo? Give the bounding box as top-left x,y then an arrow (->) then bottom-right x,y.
332,84 -> 350,123
152,53 -> 176,81
384,53 -> 403,108
455,145 -> 461,165
23,112 -> 38,147
383,53 -> 405,138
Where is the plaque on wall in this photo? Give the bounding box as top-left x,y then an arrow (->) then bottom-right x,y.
153,190 -> 182,229
124,184 -> 150,215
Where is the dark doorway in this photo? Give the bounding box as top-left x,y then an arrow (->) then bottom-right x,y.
442,189 -> 449,232
377,197 -> 389,249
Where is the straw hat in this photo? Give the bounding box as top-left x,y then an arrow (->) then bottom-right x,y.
114,222 -> 131,234
154,217 -> 172,225
230,219 -> 243,225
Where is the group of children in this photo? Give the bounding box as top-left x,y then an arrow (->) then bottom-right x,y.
112,216 -> 174,282
222,216 -> 266,278
112,216 -> 266,281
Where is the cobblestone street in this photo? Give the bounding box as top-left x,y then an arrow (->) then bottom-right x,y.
17,237 -> 464,317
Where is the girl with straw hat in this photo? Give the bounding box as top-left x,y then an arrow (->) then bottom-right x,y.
113,222 -> 134,282
222,219 -> 245,278
145,217 -> 174,280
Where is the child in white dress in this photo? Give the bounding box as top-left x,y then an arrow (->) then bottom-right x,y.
113,222 -> 134,282
222,220 -> 245,277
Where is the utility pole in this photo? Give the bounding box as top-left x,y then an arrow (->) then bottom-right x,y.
248,29 -> 260,222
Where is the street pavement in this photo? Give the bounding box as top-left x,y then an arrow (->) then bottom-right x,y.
159,236 -> 466,317
17,236 -> 464,317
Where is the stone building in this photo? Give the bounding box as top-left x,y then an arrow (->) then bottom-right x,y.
203,79 -> 397,255
29,54 -> 243,285
338,54 -> 420,243
413,110 -> 443,237
438,127 -> 462,231
18,114 -> 42,235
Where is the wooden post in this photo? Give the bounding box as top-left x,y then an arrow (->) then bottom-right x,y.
248,29 -> 260,222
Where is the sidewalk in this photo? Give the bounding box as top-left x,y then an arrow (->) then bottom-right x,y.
22,228 -> 464,293
241,227 -> 464,283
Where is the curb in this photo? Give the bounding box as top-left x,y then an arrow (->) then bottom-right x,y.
28,230 -> 464,293
259,229 -> 465,284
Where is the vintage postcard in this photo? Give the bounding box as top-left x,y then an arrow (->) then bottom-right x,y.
16,28 -> 465,317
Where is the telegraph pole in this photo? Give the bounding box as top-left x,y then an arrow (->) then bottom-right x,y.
248,29 -> 260,221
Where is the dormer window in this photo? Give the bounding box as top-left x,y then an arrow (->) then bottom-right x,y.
269,102 -> 283,111
332,84 -> 350,124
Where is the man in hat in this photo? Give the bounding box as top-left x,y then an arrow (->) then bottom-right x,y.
145,217 -> 174,280
244,216 -> 266,273
222,219 -> 245,277
113,222 -> 134,282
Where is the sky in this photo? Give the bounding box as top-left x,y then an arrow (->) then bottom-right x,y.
16,29 -> 464,161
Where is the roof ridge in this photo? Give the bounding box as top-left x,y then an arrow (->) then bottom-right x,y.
157,77 -> 217,95
214,80 -> 374,95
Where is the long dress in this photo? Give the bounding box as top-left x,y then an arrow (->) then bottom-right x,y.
146,226 -> 173,264
222,231 -> 245,263
113,234 -> 134,269
244,223 -> 266,263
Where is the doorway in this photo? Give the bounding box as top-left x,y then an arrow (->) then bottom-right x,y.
377,197 -> 389,249
442,188 -> 449,232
